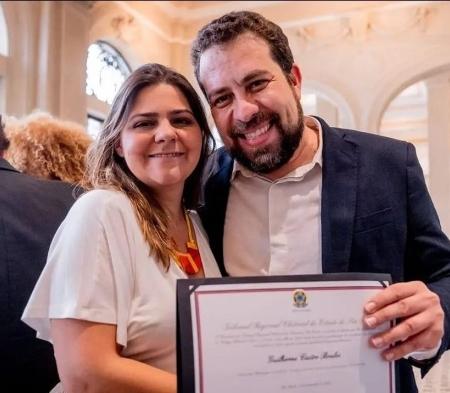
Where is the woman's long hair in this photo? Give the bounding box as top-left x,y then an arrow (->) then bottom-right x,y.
82,63 -> 214,268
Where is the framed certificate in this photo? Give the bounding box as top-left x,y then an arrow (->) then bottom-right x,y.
177,273 -> 394,393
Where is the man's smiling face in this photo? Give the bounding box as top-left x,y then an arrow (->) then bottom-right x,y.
198,32 -> 304,174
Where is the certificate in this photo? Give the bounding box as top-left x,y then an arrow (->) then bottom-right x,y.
177,273 -> 394,393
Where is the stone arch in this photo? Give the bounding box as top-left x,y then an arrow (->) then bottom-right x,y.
302,80 -> 356,129
89,37 -> 140,71
88,4 -> 151,71
368,63 -> 450,133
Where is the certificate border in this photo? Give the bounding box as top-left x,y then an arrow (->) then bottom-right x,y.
177,273 -> 392,393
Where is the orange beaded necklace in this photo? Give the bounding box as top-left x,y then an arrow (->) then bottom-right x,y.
171,209 -> 203,275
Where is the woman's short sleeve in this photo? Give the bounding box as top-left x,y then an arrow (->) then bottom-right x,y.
22,190 -> 136,347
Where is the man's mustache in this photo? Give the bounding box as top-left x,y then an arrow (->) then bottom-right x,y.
231,112 -> 277,136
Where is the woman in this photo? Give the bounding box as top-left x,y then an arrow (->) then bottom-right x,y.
22,64 -> 221,392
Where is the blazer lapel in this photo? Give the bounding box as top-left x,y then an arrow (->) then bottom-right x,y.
319,118 -> 358,273
199,150 -> 233,276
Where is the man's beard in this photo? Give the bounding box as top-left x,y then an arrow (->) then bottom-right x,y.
228,101 -> 304,174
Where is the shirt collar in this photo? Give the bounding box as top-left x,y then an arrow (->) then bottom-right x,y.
230,115 -> 323,182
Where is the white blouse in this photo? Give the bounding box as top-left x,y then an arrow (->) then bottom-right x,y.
22,189 -> 221,373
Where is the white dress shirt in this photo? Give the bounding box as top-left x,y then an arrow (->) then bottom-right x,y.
224,116 -> 323,276
223,116 -> 439,361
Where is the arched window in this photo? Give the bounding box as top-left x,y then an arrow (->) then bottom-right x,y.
86,41 -> 131,137
302,87 -> 354,129
379,81 -> 429,182
86,41 -> 131,105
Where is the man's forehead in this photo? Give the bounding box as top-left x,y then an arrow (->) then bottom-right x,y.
198,33 -> 274,89
200,32 -> 270,65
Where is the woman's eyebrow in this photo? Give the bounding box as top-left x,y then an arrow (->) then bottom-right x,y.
128,112 -> 158,122
170,109 -> 194,116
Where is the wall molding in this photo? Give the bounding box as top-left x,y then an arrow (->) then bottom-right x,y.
153,1 -> 291,22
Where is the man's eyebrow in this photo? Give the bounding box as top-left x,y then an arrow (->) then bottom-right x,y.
240,70 -> 271,85
207,70 -> 271,101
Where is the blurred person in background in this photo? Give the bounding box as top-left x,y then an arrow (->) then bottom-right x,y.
0,114 -> 79,392
5,111 -> 92,184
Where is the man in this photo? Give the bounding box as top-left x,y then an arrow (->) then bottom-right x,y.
0,115 -> 79,392
191,11 -> 450,392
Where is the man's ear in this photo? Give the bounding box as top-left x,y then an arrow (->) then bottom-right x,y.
115,143 -> 124,157
289,64 -> 302,100
289,64 -> 302,86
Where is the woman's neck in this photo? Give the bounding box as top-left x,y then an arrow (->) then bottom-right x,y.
154,187 -> 189,252
152,186 -> 185,226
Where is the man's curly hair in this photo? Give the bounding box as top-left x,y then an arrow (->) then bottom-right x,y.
4,112 -> 93,183
0,114 -> 10,153
191,11 -> 294,86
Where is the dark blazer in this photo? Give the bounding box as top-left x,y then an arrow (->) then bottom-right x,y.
0,158 -> 79,392
199,117 -> 450,393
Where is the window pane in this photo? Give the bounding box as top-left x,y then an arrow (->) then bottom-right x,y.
86,41 -> 131,105
87,114 -> 104,139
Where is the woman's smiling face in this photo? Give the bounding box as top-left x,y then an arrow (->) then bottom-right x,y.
116,83 -> 203,194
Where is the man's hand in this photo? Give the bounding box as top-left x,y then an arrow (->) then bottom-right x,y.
363,281 -> 444,361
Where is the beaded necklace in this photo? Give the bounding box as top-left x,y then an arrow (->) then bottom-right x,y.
171,209 -> 203,275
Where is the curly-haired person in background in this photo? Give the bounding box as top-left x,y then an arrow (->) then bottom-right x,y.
0,114 -> 79,392
4,112 -> 93,184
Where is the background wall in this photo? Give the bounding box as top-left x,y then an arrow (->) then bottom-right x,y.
1,1 -> 90,122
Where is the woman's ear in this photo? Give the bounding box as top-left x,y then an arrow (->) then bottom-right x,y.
115,143 -> 124,157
